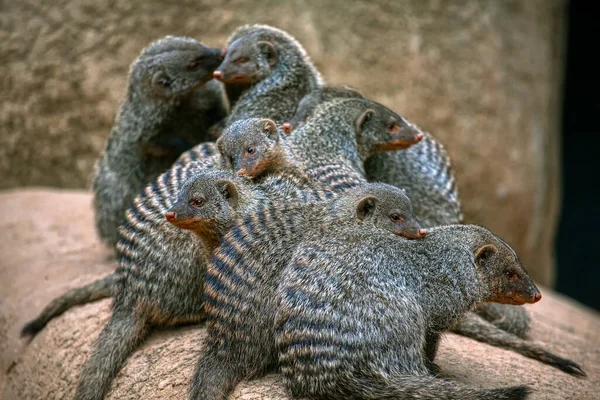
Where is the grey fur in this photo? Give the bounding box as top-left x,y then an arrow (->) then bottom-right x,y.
189,183 -> 422,400
275,224 -> 542,399
287,87 -> 535,350
214,24 -> 323,124
92,36 -> 227,247
216,118 -> 308,181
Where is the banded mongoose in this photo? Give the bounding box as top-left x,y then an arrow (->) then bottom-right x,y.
289,97 -> 425,190
189,183 -> 424,399
212,24 -> 323,124
92,36 -> 227,248
75,167 -> 284,400
274,224 -> 544,400
216,118 -> 309,181
286,87 -> 535,346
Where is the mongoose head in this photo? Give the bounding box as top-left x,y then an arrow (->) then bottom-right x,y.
283,87 -> 365,134
212,36 -> 278,84
136,36 -> 225,99
217,118 -> 285,179
472,229 -> 542,306
335,183 -> 426,239
350,99 -> 425,158
165,171 -> 248,242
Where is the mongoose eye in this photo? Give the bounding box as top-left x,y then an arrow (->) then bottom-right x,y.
190,198 -> 205,208
234,57 -> 249,66
247,146 -> 255,154
504,270 -> 517,281
187,58 -> 204,71
387,121 -> 400,133
390,214 -> 403,222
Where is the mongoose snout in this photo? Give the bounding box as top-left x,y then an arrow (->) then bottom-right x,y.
164,211 -> 177,222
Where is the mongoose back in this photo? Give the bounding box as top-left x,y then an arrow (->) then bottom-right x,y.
274,224 -> 546,400
212,24 -> 323,124
189,183 -> 424,399
286,87 -> 533,343
282,85 -> 364,133
92,36 -> 227,248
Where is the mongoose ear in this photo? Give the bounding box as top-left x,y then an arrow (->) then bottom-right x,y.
355,109 -> 376,136
261,119 -> 278,141
151,71 -> 172,94
355,196 -> 377,221
257,41 -> 278,67
474,244 -> 498,268
217,180 -> 239,209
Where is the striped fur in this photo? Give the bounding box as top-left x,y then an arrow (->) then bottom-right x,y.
75,146 -> 340,400
274,224 -> 540,400
189,183 -> 420,400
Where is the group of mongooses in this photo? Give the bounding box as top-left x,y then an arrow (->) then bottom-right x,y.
21,24 -> 585,400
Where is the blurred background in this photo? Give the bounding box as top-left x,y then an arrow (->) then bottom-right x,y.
0,0 -> 597,310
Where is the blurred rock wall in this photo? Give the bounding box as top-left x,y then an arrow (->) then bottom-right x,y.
0,0 -> 566,285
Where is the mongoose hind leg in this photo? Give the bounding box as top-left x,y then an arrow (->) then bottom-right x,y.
74,306 -> 150,400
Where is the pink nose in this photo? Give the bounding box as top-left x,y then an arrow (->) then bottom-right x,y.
282,122 -> 293,134
213,71 -> 223,80
165,212 -> 177,222
532,291 -> 542,303
416,133 -> 424,142
418,228 -> 427,237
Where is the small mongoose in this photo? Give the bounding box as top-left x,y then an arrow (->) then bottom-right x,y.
275,224 -> 545,400
92,36 -> 227,248
212,24 -> 323,124
189,183 -> 424,399
216,118 -> 308,181
286,86 -> 534,345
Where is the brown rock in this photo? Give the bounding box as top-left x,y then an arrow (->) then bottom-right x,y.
0,0 -> 565,285
0,189 -> 598,399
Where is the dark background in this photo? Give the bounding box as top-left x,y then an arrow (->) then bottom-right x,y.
556,0 -> 600,311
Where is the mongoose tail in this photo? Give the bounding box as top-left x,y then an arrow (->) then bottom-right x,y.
74,308 -> 150,400
452,312 -> 586,377
307,374 -> 532,400
21,273 -> 115,338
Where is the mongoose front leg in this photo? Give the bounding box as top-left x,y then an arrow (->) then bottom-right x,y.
188,343 -> 246,400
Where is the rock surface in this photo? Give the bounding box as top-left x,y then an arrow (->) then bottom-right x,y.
0,0 -> 565,285
0,189 -> 598,399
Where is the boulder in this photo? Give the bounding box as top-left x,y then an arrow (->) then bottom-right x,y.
0,0 -> 566,285
0,189 -> 598,399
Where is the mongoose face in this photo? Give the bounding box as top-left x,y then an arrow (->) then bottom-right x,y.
217,118 -> 283,178
283,87 -> 365,133
165,171 -> 243,239
212,36 -> 277,84
140,37 -> 225,99
352,183 -> 425,239
474,235 -> 542,306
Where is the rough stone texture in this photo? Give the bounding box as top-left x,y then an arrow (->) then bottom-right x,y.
0,0 -> 565,286
1,189 -> 598,399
